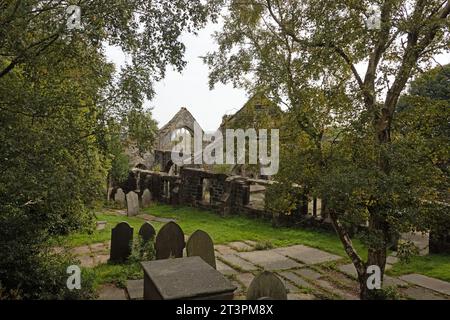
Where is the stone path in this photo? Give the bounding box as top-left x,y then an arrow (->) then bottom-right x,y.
213,241 -> 450,300
67,242 -> 110,268
66,237 -> 449,301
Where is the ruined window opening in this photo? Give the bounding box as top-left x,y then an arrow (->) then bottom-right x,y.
201,178 -> 211,204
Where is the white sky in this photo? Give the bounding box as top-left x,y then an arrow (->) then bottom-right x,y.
106,22 -> 450,131
105,22 -> 248,131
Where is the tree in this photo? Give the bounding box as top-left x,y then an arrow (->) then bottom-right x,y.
0,0 -> 217,298
205,0 -> 449,299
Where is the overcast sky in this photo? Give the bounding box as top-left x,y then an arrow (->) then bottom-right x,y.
106,22 -> 450,131
106,22 -> 248,131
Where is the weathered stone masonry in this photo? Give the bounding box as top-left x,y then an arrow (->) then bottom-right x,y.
111,167 -> 331,229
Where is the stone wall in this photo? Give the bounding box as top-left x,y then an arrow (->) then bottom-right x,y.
110,167 -> 334,230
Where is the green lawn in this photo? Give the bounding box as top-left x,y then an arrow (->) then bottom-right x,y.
59,204 -> 366,258
388,254 -> 450,283
142,204 -> 367,258
56,203 -> 450,284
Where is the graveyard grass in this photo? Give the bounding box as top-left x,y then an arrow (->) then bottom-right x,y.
57,203 -> 450,287
59,204 -> 367,258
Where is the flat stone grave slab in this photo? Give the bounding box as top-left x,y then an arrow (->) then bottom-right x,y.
315,279 -> 359,300
219,254 -> 259,272
383,275 -> 408,288
228,241 -> 255,252
97,284 -> 127,300
338,263 -> 392,278
399,274 -> 450,296
275,245 -> 342,265
126,279 -> 144,300
216,260 -> 239,275
96,221 -> 107,230
235,273 -> 255,289
285,280 -> 301,293
387,256 -> 399,264
141,256 -> 237,300
294,268 -> 322,281
78,256 -> 95,268
401,286 -> 446,300
89,242 -> 109,253
278,271 -> 314,290
288,293 -> 316,300
215,244 -> 238,255
237,250 -> 302,271
137,214 -> 176,223
71,245 -> 91,256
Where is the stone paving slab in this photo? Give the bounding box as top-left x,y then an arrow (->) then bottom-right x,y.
243,240 -> 258,247
278,271 -> 314,290
315,279 -> 359,300
78,255 -> 95,268
275,245 -> 342,265
215,244 -> 238,255
288,293 -> 316,300
235,273 -> 255,289
285,281 -> 301,294
294,268 -> 322,281
401,286 -> 446,300
219,254 -> 259,272
137,214 -> 176,223
386,256 -> 399,265
399,274 -> 450,296
338,263 -> 392,278
71,245 -> 91,256
228,241 -> 255,252
89,242 -> 109,253
126,279 -> 144,300
97,284 -> 127,300
237,250 -> 302,271
384,275 -> 408,288
94,254 -> 109,266
216,259 -> 240,276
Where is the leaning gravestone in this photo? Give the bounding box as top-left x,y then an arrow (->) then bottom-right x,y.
155,221 -> 185,260
110,222 -> 134,262
246,271 -> 287,300
114,188 -> 126,207
186,230 -> 216,269
141,189 -> 152,208
139,222 -> 156,242
126,191 -> 139,216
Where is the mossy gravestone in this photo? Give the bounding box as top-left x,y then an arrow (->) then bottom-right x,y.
246,271 -> 287,300
186,230 -> 216,269
155,221 -> 185,260
115,188 -> 126,207
139,222 -> 156,242
110,222 -> 134,262
126,191 -> 139,216
141,189 -> 152,208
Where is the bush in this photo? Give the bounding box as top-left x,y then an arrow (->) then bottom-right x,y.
129,237 -> 156,263
0,207 -> 95,300
367,286 -> 401,300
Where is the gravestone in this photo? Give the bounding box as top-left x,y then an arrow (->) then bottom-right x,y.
114,188 -> 125,207
139,222 -> 156,242
246,271 -> 287,300
155,221 -> 185,260
126,191 -> 139,216
186,230 -> 216,269
141,189 -> 152,208
110,222 -> 133,262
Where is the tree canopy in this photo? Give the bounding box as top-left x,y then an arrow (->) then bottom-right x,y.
205,0 -> 450,299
